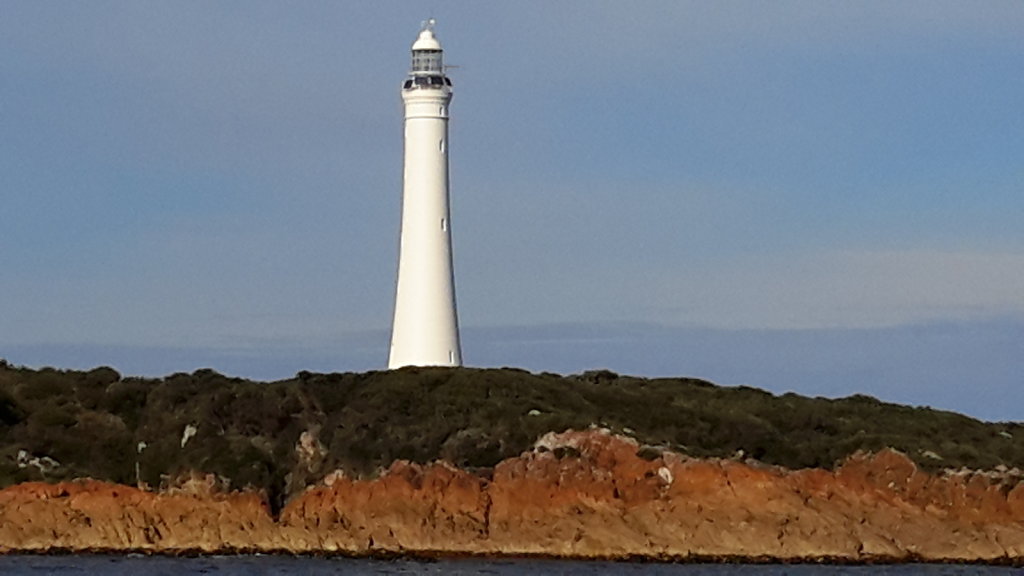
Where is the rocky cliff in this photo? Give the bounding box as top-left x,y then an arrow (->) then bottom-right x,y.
3,429 -> 1024,562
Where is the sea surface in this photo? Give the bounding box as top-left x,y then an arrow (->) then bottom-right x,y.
0,556 -> 1018,575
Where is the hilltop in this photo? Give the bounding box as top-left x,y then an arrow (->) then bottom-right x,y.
2,361 -> 1021,509
6,361 -> 1024,561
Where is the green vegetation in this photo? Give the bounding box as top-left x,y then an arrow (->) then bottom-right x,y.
1,362 -> 1022,508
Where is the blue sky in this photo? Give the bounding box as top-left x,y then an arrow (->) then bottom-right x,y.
3,2 -> 1023,420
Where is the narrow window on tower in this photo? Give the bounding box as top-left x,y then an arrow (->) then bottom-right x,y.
441,218 -> 447,231
449,351 -> 454,364
439,139 -> 446,154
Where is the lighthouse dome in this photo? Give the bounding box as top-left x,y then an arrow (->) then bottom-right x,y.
412,28 -> 442,51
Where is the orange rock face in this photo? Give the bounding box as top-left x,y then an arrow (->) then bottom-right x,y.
2,429 -> 1024,561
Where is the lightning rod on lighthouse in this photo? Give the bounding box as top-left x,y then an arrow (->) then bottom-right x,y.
388,20 -> 463,369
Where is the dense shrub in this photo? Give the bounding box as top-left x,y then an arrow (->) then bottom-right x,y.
0,388 -> 23,426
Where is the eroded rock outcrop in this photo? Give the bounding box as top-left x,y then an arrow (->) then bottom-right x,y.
2,429 -> 1024,562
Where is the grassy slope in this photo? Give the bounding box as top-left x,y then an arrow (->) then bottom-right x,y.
2,362 -> 1022,509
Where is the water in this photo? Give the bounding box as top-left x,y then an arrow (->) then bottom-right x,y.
0,556 -> 1017,575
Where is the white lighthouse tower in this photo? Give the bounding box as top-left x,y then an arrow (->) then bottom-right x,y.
388,20 -> 463,369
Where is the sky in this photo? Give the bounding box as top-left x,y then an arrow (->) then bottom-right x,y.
2,2 -> 1023,421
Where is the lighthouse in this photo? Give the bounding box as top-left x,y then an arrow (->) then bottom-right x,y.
388,20 -> 463,369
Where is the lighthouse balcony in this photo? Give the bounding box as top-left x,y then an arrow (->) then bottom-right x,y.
404,76 -> 452,90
